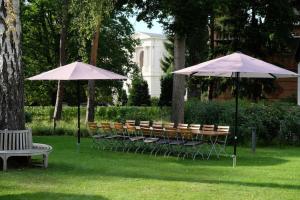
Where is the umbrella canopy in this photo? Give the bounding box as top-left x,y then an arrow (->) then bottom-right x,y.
174,52 -> 298,78
28,61 -> 127,80
174,52 -> 298,166
28,61 -> 127,145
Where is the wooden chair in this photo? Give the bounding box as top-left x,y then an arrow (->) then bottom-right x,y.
216,126 -> 230,156
180,128 -> 204,160
163,122 -> 174,129
126,124 -> 144,153
89,122 -> 105,149
113,122 -> 125,135
87,122 -> 98,136
96,122 -> 115,150
202,125 -> 215,135
189,124 -> 201,129
201,125 -> 218,159
151,127 -> 167,156
111,122 -> 127,151
165,127 -> 182,157
152,121 -> 163,129
125,120 -> 136,126
177,123 -> 188,129
141,126 -> 158,154
139,121 -> 150,128
99,122 -> 112,135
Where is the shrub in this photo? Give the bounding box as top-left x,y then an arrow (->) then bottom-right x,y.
151,97 -> 159,106
185,100 -> 300,145
128,76 -> 151,106
159,73 -> 173,106
25,112 -> 32,123
25,101 -> 300,146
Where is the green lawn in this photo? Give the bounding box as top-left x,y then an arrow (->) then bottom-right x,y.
1,136 -> 299,200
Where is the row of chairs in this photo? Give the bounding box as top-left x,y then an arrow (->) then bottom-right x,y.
88,120 -> 230,160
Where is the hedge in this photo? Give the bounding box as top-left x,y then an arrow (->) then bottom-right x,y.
25,100 -> 300,145
185,100 -> 300,145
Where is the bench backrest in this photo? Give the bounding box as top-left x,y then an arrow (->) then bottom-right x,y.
0,129 -> 33,151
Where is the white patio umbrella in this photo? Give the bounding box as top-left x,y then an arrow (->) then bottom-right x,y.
28,61 -> 127,144
174,52 -> 298,165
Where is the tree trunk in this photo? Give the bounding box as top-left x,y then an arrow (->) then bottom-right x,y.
209,13 -> 215,56
86,24 -> 100,123
208,81 -> 214,101
171,33 -> 186,125
53,0 -> 68,122
0,0 -> 24,130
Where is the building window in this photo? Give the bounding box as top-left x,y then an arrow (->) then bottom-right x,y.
139,50 -> 144,68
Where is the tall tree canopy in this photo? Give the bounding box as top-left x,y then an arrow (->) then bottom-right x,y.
22,0 -> 138,107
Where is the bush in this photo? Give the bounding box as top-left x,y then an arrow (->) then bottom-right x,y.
159,73 -> 173,106
151,97 -> 159,106
25,112 -> 32,123
25,101 -> 300,146
185,100 -> 300,145
128,76 -> 151,106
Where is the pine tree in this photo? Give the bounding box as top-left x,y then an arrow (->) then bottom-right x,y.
128,75 -> 151,106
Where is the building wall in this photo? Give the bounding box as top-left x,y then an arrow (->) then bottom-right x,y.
126,32 -> 167,98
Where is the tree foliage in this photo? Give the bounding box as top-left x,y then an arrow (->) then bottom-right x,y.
159,73 -> 173,106
22,0 -> 138,106
128,75 -> 151,106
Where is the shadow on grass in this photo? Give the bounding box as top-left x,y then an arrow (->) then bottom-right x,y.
46,158 -> 300,191
171,155 -> 288,167
79,146 -> 289,167
0,192 -> 108,200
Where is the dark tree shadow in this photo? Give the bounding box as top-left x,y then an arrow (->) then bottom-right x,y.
46,159 -> 300,191
0,192 -> 108,200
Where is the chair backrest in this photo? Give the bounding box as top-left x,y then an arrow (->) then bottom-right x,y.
152,128 -> 163,138
139,121 -> 150,128
190,124 -> 201,129
100,122 -> 112,133
126,124 -> 136,134
113,122 -> 124,133
217,126 -> 230,135
189,124 -> 201,135
179,128 -> 193,140
164,122 -> 174,128
202,125 -> 215,134
190,128 -> 201,137
0,129 -> 33,151
140,127 -> 151,137
177,123 -> 188,129
152,121 -> 163,129
126,120 -> 136,126
164,127 -> 178,139
87,122 -> 98,134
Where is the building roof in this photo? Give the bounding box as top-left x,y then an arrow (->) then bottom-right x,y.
133,32 -> 166,40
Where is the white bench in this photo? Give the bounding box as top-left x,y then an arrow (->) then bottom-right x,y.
0,129 -> 52,171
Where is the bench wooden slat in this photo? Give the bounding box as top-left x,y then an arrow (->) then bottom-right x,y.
16,133 -> 19,150
0,133 -> 3,150
4,130 -> 7,151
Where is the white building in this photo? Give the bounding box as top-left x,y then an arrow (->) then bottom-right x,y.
125,32 -> 167,97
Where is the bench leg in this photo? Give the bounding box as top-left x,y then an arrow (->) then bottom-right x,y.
43,154 -> 48,168
1,156 -> 7,171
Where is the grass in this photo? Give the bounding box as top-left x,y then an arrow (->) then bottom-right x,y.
1,136 -> 300,200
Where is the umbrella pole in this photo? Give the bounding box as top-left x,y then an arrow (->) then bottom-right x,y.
233,72 -> 240,167
77,80 -> 81,145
